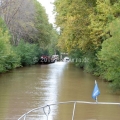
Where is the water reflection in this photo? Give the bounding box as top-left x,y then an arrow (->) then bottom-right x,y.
38,62 -> 67,104
0,62 -> 119,120
34,62 -> 68,120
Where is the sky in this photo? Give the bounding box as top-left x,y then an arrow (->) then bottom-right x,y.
37,0 -> 55,25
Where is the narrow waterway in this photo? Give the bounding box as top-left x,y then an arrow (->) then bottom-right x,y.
0,62 -> 119,120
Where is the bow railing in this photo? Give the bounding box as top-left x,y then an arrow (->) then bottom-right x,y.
17,100 -> 120,120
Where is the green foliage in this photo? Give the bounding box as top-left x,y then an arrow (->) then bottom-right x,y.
33,0 -> 59,55
85,0 -> 97,6
70,49 -> 98,73
0,18 -> 20,73
112,0 -> 120,17
15,40 -> 42,66
88,0 -> 114,49
69,49 -> 85,68
83,52 -> 98,73
54,0 -> 120,92
0,18 -> 7,33
97,18 -> 120,91
54,0 -> 91,52
47,29 -> 59,55
33,0 -> 52,47
0,0 -> 59,72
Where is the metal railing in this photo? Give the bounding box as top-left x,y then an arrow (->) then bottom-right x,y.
17,100 -> 120,120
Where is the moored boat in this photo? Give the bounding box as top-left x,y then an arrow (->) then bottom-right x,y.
39,55 -> 55,64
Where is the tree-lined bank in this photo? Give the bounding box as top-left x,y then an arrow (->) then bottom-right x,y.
54,0 -> 120,92
0,0 -> 59,72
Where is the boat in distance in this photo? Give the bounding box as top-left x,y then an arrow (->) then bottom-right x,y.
38,55 -> 55,64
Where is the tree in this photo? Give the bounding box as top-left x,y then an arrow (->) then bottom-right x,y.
88,0 -> 114,49
0,0 -> 37,45
47,28 -> 59,55
97,18 -> 120,91
54,0 -> 91,52
0,0 -> 54,47
15,40 -> 42,66
0,17 -> 20,72
34,0 -> 52,48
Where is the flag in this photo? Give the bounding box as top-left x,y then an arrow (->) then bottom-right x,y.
92,80 -> 100,100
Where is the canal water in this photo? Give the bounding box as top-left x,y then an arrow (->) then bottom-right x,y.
0,62 -> 119,120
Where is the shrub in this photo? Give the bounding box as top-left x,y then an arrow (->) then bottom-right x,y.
97,18 -> 120,91
0,18 -> 20,72
15,40 -> 42,66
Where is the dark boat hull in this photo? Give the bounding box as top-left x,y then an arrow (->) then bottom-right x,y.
38,56 -> 55,64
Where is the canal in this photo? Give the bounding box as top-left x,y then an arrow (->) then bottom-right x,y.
0,62 -> 119,120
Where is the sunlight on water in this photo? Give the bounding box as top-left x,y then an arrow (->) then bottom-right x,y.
35,62 -> 68,120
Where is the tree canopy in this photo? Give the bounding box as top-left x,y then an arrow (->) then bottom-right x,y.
0,0 -> 59,72
54,0 -> 120,91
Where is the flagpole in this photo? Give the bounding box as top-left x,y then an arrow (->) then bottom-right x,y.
96,96 -> 97,103
95,80 -> 97,84
95,80 -> 97,103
